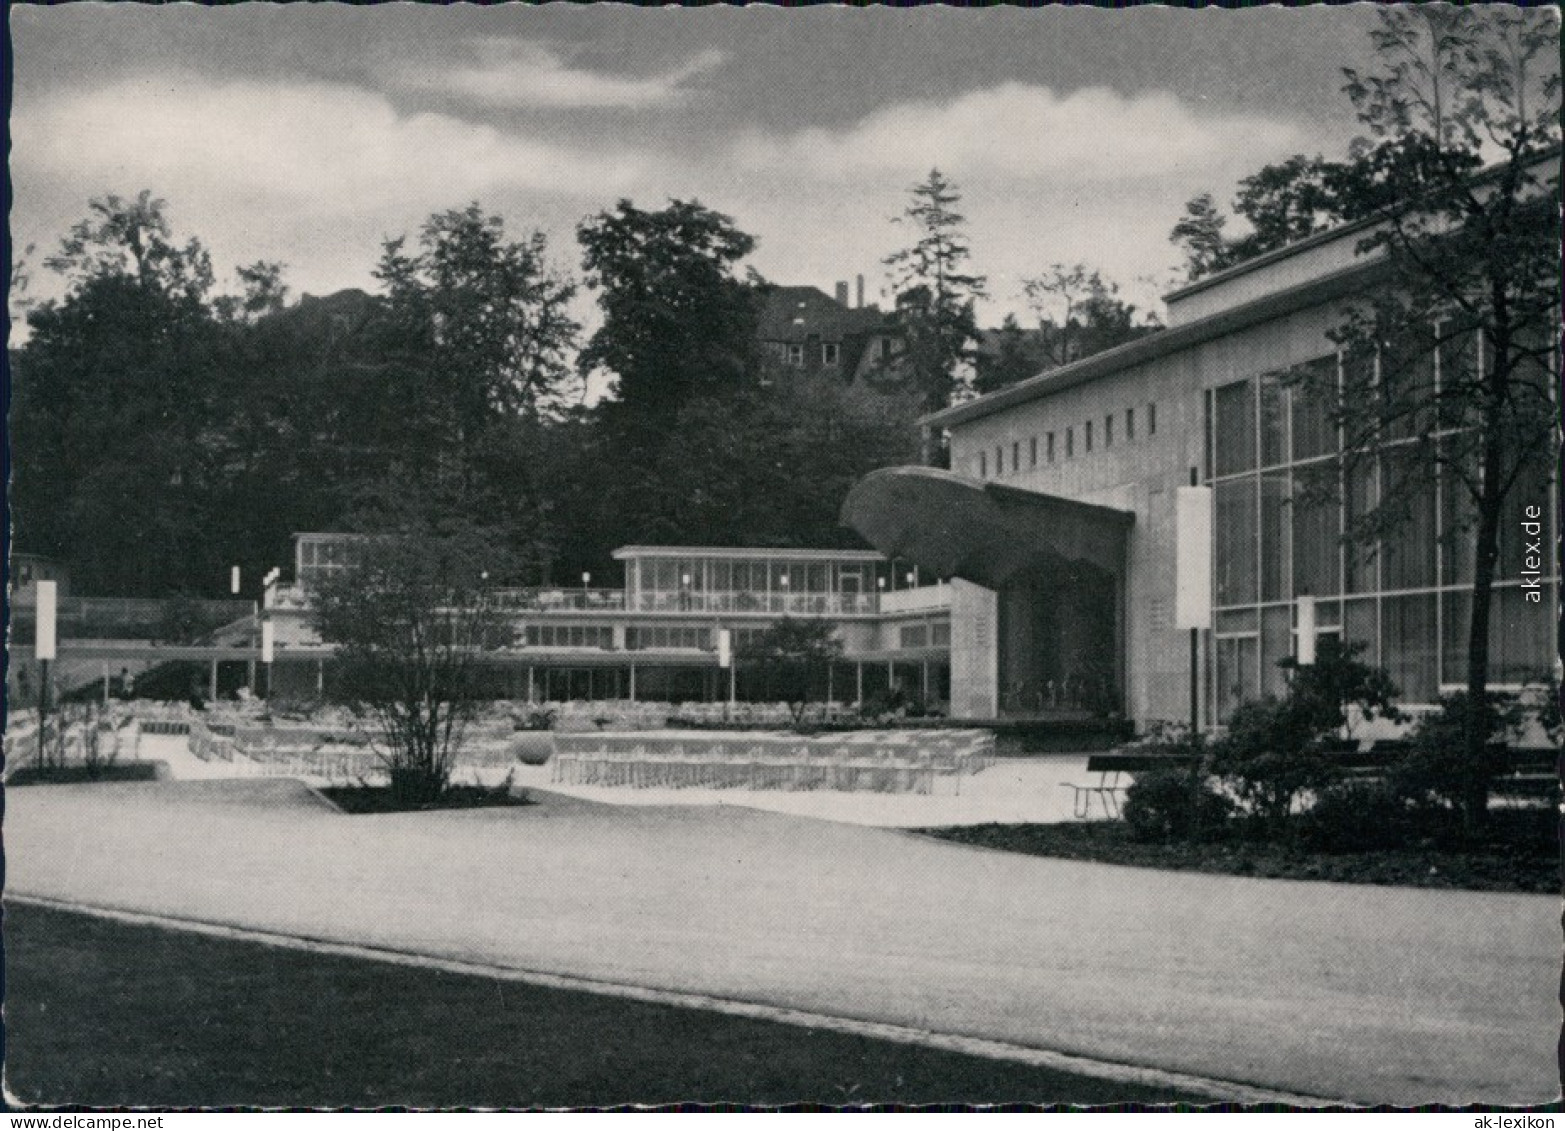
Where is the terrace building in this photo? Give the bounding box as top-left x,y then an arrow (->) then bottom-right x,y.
270,538 -> 957,709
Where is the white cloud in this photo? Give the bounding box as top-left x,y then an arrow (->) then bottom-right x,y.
395,41 -> 727,110
11,74 -> 646,217
731,82 -> 1306,184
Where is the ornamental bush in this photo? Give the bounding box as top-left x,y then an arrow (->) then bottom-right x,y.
1122,767 -> 1233,843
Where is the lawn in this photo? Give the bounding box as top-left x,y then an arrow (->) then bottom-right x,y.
5,903 -> 1206,1109
919,808 -> 1558,894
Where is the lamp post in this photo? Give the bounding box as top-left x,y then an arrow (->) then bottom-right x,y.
779,573 -> 790,614
877,575 -> 886,614
582,571 -> 591,608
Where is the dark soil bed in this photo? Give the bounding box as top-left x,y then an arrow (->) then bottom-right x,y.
321,782 -> 536,815
7,761 -> 168,786
918,809 -> 1558,894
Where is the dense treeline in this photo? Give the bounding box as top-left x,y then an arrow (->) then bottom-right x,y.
9,193 -> 924,597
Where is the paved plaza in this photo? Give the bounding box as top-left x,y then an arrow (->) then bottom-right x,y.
6,737 -> 1556,1106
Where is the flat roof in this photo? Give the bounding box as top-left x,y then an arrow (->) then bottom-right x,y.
920,252 -> 1386,430
612,546 -> 886,562
924,146 -> 1560,432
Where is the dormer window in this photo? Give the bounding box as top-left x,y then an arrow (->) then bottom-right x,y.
786,344 -> 804,366
822,342 -> 840,366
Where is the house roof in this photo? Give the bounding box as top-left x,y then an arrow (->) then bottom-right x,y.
756,286 -> 887,344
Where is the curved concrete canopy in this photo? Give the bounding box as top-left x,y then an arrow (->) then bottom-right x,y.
841,466 -> 1133,589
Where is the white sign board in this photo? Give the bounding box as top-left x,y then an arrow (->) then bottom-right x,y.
261,619 -> 275,664
1174,486 -> 1213,630
1296,594 -> 1318,665
717,628 -> 732,669
35,579 -> 57,661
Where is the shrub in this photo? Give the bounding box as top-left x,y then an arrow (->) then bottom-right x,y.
1389,692 -> 1516,811
1209,697 -> 1341,831
1297,780 -> 1440,853
1276,637 -> 1403,736
1122,767 -> 1233,843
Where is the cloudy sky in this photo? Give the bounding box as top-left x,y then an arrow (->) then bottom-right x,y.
12,4 -> 1404,329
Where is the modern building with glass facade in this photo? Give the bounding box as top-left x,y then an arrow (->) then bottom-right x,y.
857,209 -> 1558,729
272,538 -> 955,707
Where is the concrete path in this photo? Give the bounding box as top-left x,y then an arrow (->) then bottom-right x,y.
6,776 -> 1556,1106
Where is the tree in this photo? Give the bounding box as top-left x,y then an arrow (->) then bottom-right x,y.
307,501 -> 515,804
1021,264 -> 1159,371
1168,193 -> 1235,281
627,373 -> 921,550
1171,159 -> 1374,282
879,170 -> 988,412
973,314 -> 1045,395
736,617 -> 845,726
13,193 -> 229,595
1294,7 -> 1560,833
577,199 -> 763,419
374,204 -> 580,487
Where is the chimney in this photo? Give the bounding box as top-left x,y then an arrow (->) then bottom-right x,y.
835,281 -> 849,307
856,274 -> 865,308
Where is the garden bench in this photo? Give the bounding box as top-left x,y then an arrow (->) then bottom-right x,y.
1060,752 -> 1199,820
1490,749 -> 1559,807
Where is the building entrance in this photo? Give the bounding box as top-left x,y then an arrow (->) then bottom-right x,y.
997,561 -> 1118,715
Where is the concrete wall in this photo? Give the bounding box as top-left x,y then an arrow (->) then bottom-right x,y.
948,579 -> 997,718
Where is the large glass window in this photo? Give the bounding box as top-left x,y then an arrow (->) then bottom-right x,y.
1291,480 -> 1340,597
1260,605 -> 1292,698
1290,356 -> 1338,462
1380,593 -> 1437,702
1214,379 -> 1257,476
1379,448 -> 1437,590
1259,373 -> 1287,468
1379,328 -> 1436,442
1260,473 -> 1290,602
1215,478 -> 1258,606
1343,459 -> 1378,594
1341,597 -> 1378,665
1216,635 -> 1259,722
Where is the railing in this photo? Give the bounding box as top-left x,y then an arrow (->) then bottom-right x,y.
878,584 -> 952,614
490,588 -> 627,612
9,597 -> 255,641
631,591 -> 881,616
269,585 -> 885,618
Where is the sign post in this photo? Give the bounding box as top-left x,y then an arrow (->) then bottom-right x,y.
35,580 -> 57,770
1174,483 -> 1213,736
260,568 -> 280,698
717,628 -> 734,717
1296,594 -> 1317,666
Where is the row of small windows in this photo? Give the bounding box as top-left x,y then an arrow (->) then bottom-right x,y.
977,403 -> 1157,478
525,625 -> 615,649
770,341 -> 842,367
523,625 -> 719,651
627,625 -> 712,651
